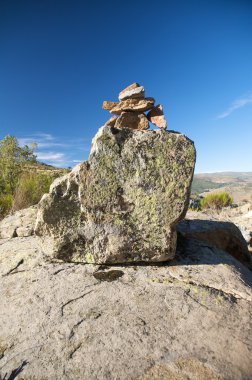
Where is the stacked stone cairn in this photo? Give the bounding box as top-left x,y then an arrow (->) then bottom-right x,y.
103,82 -> 167,130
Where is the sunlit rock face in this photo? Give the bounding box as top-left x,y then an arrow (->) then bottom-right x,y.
35,125 -> 196,263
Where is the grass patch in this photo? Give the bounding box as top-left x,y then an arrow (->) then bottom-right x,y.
200,192 -> 233,210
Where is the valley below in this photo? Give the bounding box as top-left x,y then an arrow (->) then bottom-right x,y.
192,172 -> 252,203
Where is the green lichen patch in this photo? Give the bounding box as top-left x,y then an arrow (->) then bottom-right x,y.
85,252 -> 95,264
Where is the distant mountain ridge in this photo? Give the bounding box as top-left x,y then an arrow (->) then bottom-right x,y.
195,172 -> 252,182
23,161 -> 70,175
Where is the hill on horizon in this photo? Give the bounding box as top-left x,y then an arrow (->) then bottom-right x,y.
192,172 -> 252,203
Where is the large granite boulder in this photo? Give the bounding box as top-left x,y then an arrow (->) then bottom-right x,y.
0,235 -> 251,379
35,126 -> 196,263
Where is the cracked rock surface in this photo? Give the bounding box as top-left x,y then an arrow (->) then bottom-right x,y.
0,235 -> 251,379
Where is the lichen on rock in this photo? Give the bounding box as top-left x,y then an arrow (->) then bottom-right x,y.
35,125 -> 196,263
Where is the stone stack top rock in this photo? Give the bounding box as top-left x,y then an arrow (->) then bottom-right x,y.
102,83 -> 168,130
118,82 -> 145,101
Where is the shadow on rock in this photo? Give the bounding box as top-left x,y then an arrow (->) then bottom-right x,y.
98,232 -> 252,289
177,219 -> 252,268
174,233 -> 252,287
0,360 -> 28,380
93,269 -> 124,282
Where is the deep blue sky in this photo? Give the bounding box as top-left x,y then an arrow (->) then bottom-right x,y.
1,0 -> 252,172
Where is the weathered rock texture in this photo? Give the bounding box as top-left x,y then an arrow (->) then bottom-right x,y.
147,104 -> 167,129
0,206 -> 37,239
119,83 -> 145,101
110,97 -> 155,115
0,235 -> 251,379
35,126 -> 196,263
178,219 -> 252,267
102,101 -> 118,110
115,112 -> 149,130
105,115 -> 118,127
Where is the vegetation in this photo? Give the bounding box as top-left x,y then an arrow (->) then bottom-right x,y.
0,135 -> 36,193
0,135 -> 66,219
200,192 -> 233,210
12,172 -> 60,212
191,178 -> 225,195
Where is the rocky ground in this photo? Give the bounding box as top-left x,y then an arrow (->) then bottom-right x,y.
0,232 -> 252,379
0,122 -> 251,379
186,203 -> 252,253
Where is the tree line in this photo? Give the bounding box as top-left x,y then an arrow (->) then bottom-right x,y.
0,135 -> 63,219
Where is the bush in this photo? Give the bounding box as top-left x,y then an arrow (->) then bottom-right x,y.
12,172 -> 56,212
0,135 -> 66,217
0,135 -> 37,194
200,192 -> 233,210
0,193 -> 13,219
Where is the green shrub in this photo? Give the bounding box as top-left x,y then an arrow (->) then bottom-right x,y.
200,192 -> 233,210
0,193 -> 13,219
12,172 -> 57,212
0,135 -> 67,217
0,135 -> 37,195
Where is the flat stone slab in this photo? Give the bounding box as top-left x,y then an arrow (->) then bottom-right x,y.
119,83 -> 145,101
0,236 -> 251,379
110,98 -> 155,115
102,101 -> 118,110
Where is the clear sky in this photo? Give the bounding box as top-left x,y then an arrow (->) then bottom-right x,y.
1,0 -> 252,172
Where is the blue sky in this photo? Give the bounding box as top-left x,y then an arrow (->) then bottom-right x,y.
0,0 -> 252,172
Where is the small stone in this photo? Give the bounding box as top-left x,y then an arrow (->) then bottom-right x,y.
120,83 -> 140,92
119,83 -> 139,97
147,104 -> 167,129
110,98 -> 155,115
115,112 -> 149,130
119,83 -> 145,101
105,116 -> 118,127
103,101 -> 118,110
16,226 -> 34,237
